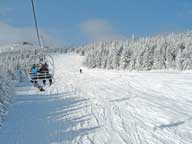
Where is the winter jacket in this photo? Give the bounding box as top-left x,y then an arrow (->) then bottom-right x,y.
31,67 -> 39,74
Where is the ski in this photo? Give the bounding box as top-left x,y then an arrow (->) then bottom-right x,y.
33,82 -> 45,92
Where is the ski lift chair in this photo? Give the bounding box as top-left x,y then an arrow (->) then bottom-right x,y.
28,54 -> 54,86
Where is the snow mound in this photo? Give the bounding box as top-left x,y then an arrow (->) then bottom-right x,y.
0,76 -> 15,126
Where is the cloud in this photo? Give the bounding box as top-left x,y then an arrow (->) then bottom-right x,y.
0,22 -> 63,47
80,19 -> 125,41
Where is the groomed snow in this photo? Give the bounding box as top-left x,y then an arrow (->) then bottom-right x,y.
0,53 -> 192,144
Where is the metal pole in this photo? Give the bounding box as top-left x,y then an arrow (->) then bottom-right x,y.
30,0 -> 41,47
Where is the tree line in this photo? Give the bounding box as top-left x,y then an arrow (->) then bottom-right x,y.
77,32 -> 192,71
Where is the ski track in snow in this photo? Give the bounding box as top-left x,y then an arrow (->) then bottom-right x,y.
0,53 -> 192,144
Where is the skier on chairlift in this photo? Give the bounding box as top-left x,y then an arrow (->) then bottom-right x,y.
31,64 -> 38,74
31,64 -> 39,84
39,62 -> 52,86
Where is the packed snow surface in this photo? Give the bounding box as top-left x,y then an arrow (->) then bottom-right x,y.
0,54 -> 192,144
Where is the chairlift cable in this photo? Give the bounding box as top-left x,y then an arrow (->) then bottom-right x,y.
30,0 -> 41,48
28,0 -> 55,89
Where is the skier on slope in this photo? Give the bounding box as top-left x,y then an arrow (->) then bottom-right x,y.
80,68 -> 83,73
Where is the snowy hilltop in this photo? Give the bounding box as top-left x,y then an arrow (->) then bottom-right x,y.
77,31 -> 192,71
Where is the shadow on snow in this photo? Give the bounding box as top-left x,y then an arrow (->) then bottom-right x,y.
0,86 -> 99,144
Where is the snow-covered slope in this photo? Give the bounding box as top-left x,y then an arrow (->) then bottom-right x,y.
0,43 -> 37,125
0,76 -> 15,127
0,53 -> 192,144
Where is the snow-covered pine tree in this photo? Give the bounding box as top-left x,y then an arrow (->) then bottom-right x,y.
80,31 -> 192,71
112,43 -> 124,69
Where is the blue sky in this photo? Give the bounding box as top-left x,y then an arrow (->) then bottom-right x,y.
0,0 -> 192,46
